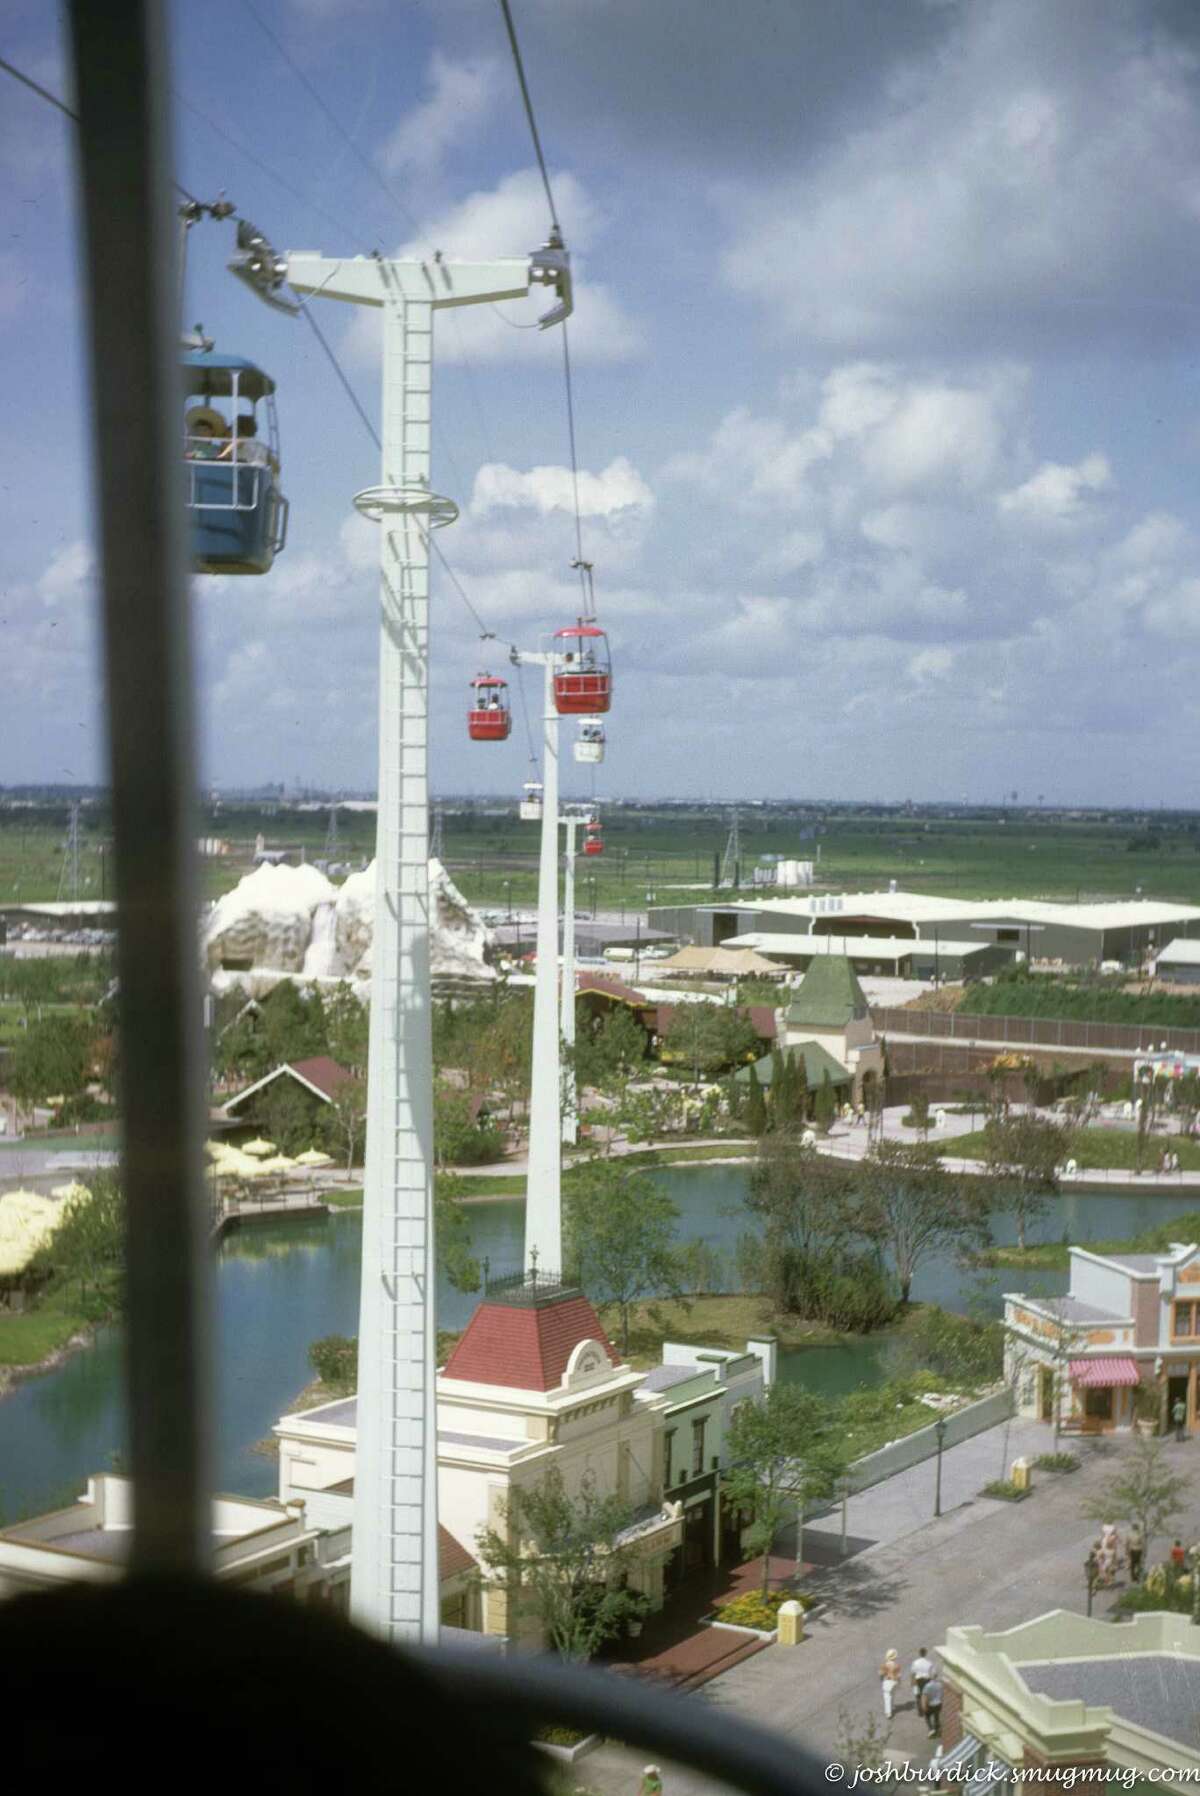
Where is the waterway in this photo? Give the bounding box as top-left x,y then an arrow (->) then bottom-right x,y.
2,1167 -> 1197,1524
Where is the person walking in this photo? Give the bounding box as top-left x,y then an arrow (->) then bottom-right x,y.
923,1672 -> 945,1740
1172,1396 -> 1187,1442
910,1647 -> 935,1717
880,1649 -> 902,1721
1171,1539 -> 1188,1571
1127,1523 -> 1145,1584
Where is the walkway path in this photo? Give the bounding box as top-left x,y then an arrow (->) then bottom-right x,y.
581,1425 -> 1200,1796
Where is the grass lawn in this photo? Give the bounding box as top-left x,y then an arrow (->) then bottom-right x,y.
601,1293 -> 847,1369
948,1125 -> 1200,1174
983,1206 -> 1200,1271
0,1292 -> 89,1369
322,1186 -> 364,1208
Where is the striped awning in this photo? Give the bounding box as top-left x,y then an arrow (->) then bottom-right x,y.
1069,1357 -> 1138,1387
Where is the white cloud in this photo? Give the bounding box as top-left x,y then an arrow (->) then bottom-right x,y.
997,452 -> 1111,524
908,645 -> 956,682
379,52 -> 498,176
720,0 -> 1200,350
341,169 -> 643,366
471,457 -> 654,526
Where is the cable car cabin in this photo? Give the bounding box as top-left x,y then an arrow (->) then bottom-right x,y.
553,622 -> 612,715
183,351 -> 288,575
583,821 -> 604,857
573,718 -> 605,765
519,781 -> 544,822
468,675 -> 513,742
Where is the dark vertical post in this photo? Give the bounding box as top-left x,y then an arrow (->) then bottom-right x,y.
934,1416 -> 946,1518
67,0 -> 211,1575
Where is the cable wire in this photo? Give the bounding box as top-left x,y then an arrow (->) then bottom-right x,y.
497,0 -> 559,232
495,3 -> 592,614
0,51 -> 202,207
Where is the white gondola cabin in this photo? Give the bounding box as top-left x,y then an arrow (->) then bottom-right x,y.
573,718 -> 606,764
553,621 -> 612,715
519,781 -> 544,822
468,674 -> 513,742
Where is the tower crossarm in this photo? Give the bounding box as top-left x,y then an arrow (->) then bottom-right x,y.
282,253 -> 533,311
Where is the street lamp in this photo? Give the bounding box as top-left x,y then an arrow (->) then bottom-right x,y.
933,1415 -> 947,1518
1190,1543 -> 1200,1627
1085,1549 -> 1098,1617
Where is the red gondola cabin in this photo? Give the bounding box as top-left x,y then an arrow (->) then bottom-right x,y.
553,621 -> 612,715
583,819 -> 604,857
468,674 -> 513,742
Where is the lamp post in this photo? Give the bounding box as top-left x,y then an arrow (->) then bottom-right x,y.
1085,1549 -> 1098,1617
1190,1543 -> 1200,1627
933,1415 -> 947,1518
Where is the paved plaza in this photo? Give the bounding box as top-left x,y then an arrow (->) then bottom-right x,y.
579,1423 -> 1200,1796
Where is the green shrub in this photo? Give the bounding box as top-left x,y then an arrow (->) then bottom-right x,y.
982,1478 -> 1028,1501
888,1306 -> 1004,1386
308,1334 -> 357,1389
1114,1570 -> 1193,1617
1033,1452 -> 1080,1474
534,1724 -> 591,1746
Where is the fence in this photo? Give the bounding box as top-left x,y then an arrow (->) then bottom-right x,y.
840,1386 -> 1013,1499
872,1006 -> 1200,1056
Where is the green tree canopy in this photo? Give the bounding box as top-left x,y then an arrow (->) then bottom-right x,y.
474,1467 -> 642,1660
662,1003 -> 759,1082
564,1160 -> 683,1353
7,1011 -> 97,1105
858,1141 -> 991,1305
1082,1434 -> 1190,1560
723,1384 -> 850,1592
981,1112 -> 1071,1249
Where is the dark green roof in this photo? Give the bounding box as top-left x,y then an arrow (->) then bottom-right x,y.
735,1041 -> 850,1090
784,954 -> 869,1029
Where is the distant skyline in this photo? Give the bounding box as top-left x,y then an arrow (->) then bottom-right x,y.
4,1 -> 1200,805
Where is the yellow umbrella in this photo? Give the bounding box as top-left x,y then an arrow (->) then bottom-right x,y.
0,1190 -> 65,1276
295,1147 -> 334,1167
253,1154 -> 297,1176
240,1137 -> 277,1157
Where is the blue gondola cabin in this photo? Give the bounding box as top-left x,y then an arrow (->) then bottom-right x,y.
183,350 -> 288,575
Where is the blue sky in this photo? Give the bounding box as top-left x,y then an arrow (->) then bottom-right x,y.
4,0 -> 1200,805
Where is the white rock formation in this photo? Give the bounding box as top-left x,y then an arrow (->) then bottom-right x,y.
204,857 -> 494,996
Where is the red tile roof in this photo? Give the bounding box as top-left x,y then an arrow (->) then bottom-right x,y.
438,1523 -> 476,1581
442,1292 -> 621,1391
287,1055 -> 352,1099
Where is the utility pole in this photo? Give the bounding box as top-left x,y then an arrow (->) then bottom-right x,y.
58,801 -> 82,904
323,801 -> 341,863
274,238 -> 571,1650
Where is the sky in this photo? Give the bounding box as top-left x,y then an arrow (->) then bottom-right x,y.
3,0 -> 1200,807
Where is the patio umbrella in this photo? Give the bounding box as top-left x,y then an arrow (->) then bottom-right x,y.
295,1148 -> 334,1167
240,1137 -> 277,1157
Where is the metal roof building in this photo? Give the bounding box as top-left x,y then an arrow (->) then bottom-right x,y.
649,888 -> 1200,969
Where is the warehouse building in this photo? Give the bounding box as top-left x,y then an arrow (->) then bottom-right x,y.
648,889 -> 1200,970
720,930 -> 1010,982
1154,937 -> 1200,985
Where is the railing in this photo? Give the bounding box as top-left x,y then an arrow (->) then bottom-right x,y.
872,1005 -> 1200,1056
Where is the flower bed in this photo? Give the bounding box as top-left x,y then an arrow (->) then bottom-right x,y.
980,1478 -> 1030,1502
532,1725 -> 601,1763
1033,1452 -> 1080,1474
709,1589 -> 818,1632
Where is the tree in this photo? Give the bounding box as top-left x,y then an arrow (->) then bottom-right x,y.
722,1384 -> 849,1593
324,983 -> 368,1075
434,1085 -> 505,1167
744,1063 -> 767,1137
262,1075 -> 319,1156
32,1172 -> 124,1320
662,1003 -> 758,1082
1083,1434 -> 1190,1561
812,1069 -> 837,1132
858,1142 -> 991,1305
475,1467 -> 641,1659
570,1006 -> 647,1095
743,1135 -> 895,1329
328,1072 -> 367,1170
980,1112 -> 1071,1249
564,1161 -> 683,1353
436,1173 -> 481,1293
7,1012 -> 96,1106
908,1093 -> 931,1141
260,981 -> 329,1069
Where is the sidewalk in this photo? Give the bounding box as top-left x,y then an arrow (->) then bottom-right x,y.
578,1426 -> 1200,1796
